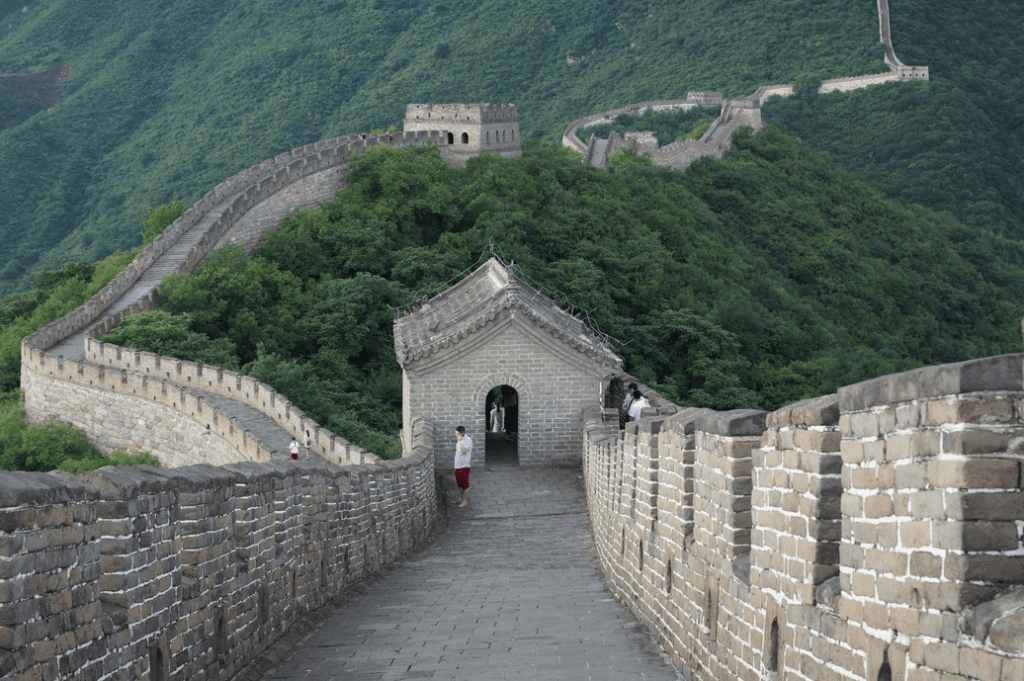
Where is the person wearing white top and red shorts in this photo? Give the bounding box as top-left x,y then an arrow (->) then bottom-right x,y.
454,426 -> 473,507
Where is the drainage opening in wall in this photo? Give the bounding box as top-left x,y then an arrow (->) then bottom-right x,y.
767,618 -> 779,673
485,385 -> 518,468
877,650 -> 892,681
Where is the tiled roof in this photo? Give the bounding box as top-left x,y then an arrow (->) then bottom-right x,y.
393,258 -> 621,368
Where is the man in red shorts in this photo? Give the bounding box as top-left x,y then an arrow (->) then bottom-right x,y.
454,425 -> 473,507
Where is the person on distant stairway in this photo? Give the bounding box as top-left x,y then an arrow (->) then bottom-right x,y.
453,425 -> 473,507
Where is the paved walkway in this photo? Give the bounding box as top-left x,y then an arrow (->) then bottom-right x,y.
255,466 -> 681,681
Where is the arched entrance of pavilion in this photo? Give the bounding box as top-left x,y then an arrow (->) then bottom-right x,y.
484,384 -> 518,467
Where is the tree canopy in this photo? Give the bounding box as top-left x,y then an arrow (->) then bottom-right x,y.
99,138 -> 1024,458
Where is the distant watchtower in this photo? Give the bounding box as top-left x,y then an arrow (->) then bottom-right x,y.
404,103 -> 521,167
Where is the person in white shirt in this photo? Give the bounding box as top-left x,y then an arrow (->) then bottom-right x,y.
620,382 -> 638,429
289,437 -> 300,460
454,426 -> 473,507
489,404 -> 503,433
627,390 -> 649,422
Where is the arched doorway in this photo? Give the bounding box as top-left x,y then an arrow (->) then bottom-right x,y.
485,385 -> 518,467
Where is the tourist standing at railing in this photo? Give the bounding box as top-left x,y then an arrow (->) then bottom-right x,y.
628,390 -> 649,422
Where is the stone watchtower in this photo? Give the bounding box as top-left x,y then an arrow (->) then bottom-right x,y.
394,258 -> 621,469
403,103 -> 521,168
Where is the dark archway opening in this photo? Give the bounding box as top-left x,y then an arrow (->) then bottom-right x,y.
461,132 -> 469,144
447,132 -> 454,144
485,385 -> 518,467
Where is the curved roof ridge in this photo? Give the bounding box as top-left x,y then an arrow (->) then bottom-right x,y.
394,258 -> 619,368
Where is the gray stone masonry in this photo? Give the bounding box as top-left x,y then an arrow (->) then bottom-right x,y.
583,351 -> 1024,681
0,426 -> 439,681
245,467 -> 682,681
404,103 -> 521,167
395,258 -> 621,470
566,0 -> 927,170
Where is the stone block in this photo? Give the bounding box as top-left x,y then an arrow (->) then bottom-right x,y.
840,440 -> 864,465
931,459 -> 1021,490
900,521 -> 931,548
864,494 -> 894,518
958,491 -> 1024,521
894,462 -> 927,490
923,641 -> 960,674
943,430 -> 1018,456
960,647 -> 1003,681
909,551 -> 942,579
961,522 -> 1020,552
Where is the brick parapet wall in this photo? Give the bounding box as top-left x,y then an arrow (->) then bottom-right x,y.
583,352 -> 1024,681
562,95 -> 715,155
0,420 -> 439,681
22,130 -> 444,357
756,394 -> 842,608
566,0 -> 927,170
20,130 -> 448,467
75,335 -> 375,467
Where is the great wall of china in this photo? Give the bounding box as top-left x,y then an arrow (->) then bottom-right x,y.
3,2 -> 1022,680
562,0 -> 928,170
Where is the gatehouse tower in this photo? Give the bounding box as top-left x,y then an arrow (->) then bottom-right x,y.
393,258 -> 621,469
404,103 -> 521,167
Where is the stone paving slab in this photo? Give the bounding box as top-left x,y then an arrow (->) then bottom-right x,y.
251,468 -> 681,681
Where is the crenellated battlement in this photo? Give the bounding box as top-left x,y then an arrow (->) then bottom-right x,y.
584,353 -> 1024,681
404,103 -> 521,167
405,102 -> 519,124
0,420 -> 438,681
566,0 -> 928,170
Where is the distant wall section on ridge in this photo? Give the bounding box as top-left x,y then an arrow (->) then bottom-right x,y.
565,0 -> 927,170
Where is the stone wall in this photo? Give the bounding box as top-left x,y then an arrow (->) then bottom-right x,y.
561,93 -> 719,155
583,353 -> 1024,681
20,129 -> 450,467
0,418 -> 439,681
404,103 -> 521,167
564,0 -> 927,170
404,319 -> 606,470
603,97 -> 765,171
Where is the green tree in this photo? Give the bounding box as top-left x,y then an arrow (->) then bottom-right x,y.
141,201 -> 185,245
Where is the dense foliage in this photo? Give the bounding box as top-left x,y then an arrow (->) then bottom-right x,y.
0,248 -> 161,472
102,139 -> 1024,458
2,0 -> 1022,465
0,0 -> 889,297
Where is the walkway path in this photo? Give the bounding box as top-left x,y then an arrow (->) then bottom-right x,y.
250,466 -> 681,681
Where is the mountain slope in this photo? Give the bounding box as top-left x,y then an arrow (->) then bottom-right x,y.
0,0 -> 886,296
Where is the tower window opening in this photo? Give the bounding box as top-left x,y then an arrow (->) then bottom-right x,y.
461,132 -> 469,144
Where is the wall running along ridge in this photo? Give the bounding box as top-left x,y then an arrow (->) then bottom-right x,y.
584,354 -> 1024,681
21,129 -> 447,465
10,129 -> 454,680
563,0 -> 928,170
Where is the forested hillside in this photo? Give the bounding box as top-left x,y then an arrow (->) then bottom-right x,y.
100,139 -> 1024,457
0,0 -> 893,296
